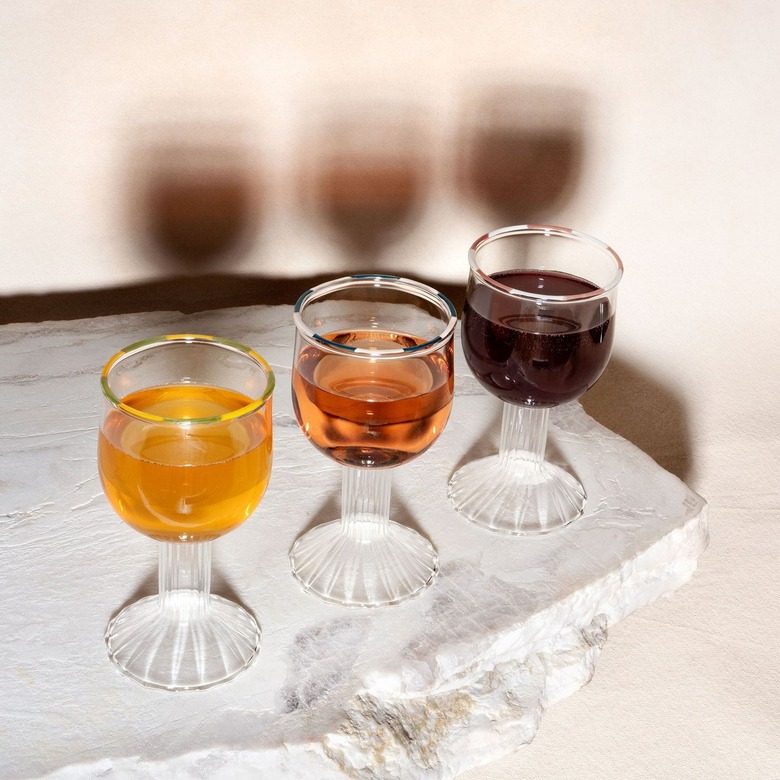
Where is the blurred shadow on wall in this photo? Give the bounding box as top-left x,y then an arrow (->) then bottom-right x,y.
581,358 -> 692,482
298,97 -> 431,265
125,112 -> 262,272
456,83 -> 586,227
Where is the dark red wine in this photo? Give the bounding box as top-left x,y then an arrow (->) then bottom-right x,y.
462,269 -> 614,406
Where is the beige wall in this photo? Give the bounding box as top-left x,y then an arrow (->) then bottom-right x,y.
3,2 -> 774,294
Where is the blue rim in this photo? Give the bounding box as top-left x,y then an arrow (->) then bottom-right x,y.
293,274 -> 457,356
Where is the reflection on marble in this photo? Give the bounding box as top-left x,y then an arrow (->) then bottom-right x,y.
0,306 -> 707,779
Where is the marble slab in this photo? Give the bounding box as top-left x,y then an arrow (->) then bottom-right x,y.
0,305 -> 708,779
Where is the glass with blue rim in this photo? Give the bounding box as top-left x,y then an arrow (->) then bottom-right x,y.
289,274 -> 457,607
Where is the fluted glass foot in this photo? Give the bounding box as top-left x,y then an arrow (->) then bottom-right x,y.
448,452 -> 586,534
105,593 -> 261,691
290,518 -> 438,607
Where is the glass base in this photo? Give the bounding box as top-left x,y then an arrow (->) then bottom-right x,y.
289,519 -> 439,607
448,453 -> 586,534
105,593 -> 261,691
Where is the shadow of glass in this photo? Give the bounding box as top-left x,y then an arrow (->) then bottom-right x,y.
113,568 -> 157,614
456,82 -> 586,225
447,401 -> 588,489
581,357 -> 693,481
125,110 -> 262,271
298,97 -> 431,264
450,402 -> 504,473
294,491 -> 342,537
111,549 -> 259,617
291,468 -> 432,541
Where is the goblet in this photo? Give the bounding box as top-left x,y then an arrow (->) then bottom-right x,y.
289,275 -> 457,607
448,225 -> 623,534
98,334 -> 274,690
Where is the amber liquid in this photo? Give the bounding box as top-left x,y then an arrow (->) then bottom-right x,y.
292,330 -> 454,468
98,385 -> 272,542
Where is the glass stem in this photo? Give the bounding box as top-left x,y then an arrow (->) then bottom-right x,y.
158,541 -> 212,616
340,466 -> 392,541
498,402 -> 549,468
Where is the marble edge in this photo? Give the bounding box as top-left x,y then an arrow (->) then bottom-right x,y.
36,507 -> 709,780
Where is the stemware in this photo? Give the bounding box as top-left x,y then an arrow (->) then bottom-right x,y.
448,225 -> 623,534
98,334 -> 274,690
289,275 -> 457,607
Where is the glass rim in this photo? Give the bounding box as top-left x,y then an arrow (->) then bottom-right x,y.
469,224 -> 624,301
293,274 -> 458,358
100,334 -> 276,424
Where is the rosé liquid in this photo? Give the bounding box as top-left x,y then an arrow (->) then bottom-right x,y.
292,330 -> 453,468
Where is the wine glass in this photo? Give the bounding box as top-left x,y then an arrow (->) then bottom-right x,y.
448,225 -> 623,534
289,275 -> 457,607
99,334 -> 275,690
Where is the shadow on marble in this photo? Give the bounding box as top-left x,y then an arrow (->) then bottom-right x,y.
447,400 -> 586,488
109,553 -> 261,622
292,491 -> 343,537
390,475 -> 440,540
449,403 -> 504,471
446,356 -> 693,484
294,470 -> 437,543
211,566 -> 264,613
113,569 -> 158,614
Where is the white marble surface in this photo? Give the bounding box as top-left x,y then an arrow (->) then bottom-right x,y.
0,306 -> 706,779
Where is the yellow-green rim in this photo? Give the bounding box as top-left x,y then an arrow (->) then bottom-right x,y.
100,334 -> 275,424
